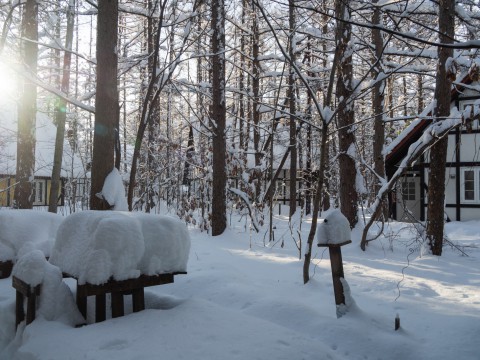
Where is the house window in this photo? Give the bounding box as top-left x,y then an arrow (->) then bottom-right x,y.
460,100 -> 480,130
401,180 -> 416,201
32,180 -> 45,205
461,168 -> 480,203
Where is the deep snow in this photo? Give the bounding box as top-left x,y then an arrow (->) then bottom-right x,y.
0,209 -> 479,360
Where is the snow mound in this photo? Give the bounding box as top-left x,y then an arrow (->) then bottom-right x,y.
12,250 -> 84,326
317,209 -> 351,245
49,211 -> 190,285
95,168 -> 128,211
0,210 -> 63,262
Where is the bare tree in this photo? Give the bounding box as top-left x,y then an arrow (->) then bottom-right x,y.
90,0 -> 119,210
288,0 -> 297,218
14,0 -> 38,209
335,0 -> 358,228
211,0 -> 227,235
49,0 -> 76,213
371,0 -> 387,221
426,0 -> 456,256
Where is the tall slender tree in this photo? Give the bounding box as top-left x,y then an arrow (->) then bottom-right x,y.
371,0 -> 387,220
211,0 -> 227,235
90,0 -> 119,210
335,0 -> 358,227
49,0 -> 76,213
426,0 -> 455,256
288,0 -> 297,218
14,0 -> 38,209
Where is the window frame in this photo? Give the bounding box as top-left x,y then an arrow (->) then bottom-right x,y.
401,180 -> 416,201
460,99 -> 480,130
32,179 -> 46,205
460,168 -> 480,204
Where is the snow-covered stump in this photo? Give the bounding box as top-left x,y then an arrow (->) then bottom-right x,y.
317,210 -> 352,317
49,211 -> 191,323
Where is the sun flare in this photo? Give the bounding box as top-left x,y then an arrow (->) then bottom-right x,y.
0,61 -> 18,99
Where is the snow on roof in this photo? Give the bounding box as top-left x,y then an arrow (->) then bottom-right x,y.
0,209 -> 63,262
49,211 -> 190,285
385,65 -> 480,164
0,96 -> 85,178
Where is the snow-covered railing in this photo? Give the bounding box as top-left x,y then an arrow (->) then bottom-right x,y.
0,210 -> 63,279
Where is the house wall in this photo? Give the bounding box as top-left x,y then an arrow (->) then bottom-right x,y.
389,80 -> 480,222
0,176 -> 66,207
423,128 -> 480,221
0,177 -> 14,207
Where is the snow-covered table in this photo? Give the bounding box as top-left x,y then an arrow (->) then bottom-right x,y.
49,211 -> 190,323
0,210 -> 63,279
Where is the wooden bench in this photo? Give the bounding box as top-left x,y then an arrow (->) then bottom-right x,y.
70,272 -> 186,323
12,276 -> 41,328
0,260 -> 13,279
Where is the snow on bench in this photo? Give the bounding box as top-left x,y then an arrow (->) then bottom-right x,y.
48,211 -> 191,322
0,210 -> 63,279
11,250 -> 84,328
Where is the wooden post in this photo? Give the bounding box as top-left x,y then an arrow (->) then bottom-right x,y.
132,288 -> 145,312
318,240 -> 351,307
76,288 -> 87,321
111,292 -> 124,318
16,291 -> 25,328
0,260 -> 14,279
95,294 -> 106,322
12,276 -> 41,328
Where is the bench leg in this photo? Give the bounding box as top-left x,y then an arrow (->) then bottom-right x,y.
132,288 -> 145,313
76,291 -> 87,321
111,292 -> 124,318
26,294 -> 36,325
95,294 -> 106,322
16,291 -> 25,328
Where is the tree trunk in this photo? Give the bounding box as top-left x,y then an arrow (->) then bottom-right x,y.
211,0 -> 227,236
49,0 -> 75,213
90,0 -> 118,210
335,0 -> 358,228
252,3 -> 261,200
15,0 -> 38,209
371,0 -> 387,220
288,0 -> 297,218
426,0 -> 455,256
303,124 -> 328,283
145,0 -> 160,213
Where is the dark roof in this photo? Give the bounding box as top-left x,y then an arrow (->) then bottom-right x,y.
385,66 -> 479,172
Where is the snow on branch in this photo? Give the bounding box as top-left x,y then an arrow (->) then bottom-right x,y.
228,188 -> 260,233
361,104 -> 480,250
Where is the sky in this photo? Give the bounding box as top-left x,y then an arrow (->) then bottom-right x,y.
0,207 -> 479,360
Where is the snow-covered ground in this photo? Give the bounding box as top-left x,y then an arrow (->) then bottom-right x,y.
0,210 -> 479,360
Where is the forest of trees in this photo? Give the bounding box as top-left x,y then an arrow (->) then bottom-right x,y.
1,0 -> 480,271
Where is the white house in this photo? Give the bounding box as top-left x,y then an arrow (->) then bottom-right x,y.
386,66 -> 480,222
0,95 -> 87,207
